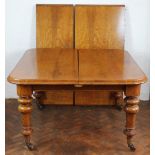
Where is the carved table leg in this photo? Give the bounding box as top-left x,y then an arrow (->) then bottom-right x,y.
115,92 -> 124,111
17,85 -> 35,150
33,91 -> 45,110
124,96 -> 139,151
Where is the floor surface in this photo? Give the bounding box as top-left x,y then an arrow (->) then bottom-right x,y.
6,99 -> 150,155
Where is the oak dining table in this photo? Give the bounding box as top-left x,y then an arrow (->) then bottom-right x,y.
7,48 -> 147,151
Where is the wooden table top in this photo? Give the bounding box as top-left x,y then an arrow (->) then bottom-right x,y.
78,49 -> 147,85
7,48 -> 147,85
8,48 -> 78,84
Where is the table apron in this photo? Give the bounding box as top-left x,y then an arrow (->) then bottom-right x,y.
32,85 -> 125,91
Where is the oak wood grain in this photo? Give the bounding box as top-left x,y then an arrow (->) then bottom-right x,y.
78,49 -> 147,84
75,5 -> 125,49
17,85 -> 33,149
8,48 -> 78,84
8,49 -> 147,85
75,90 -> 116,105
6,5 -> 148,150
125,85 -> 141,96
36,5 -> 74,105
75,5 -> 125,105
36,5 -> 73,48
40,91 -> 73,105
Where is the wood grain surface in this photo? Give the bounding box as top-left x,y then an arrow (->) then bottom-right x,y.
7,48 -> 78,84
78,49 -> 147,84
75,5 -> 125,105
6,5 -> 148,152
7,49 -> 147,85
36,5 -> 74,104
39,91 -> 73,105
36,5 -> 73,48
75,5 -> 125,49
8,5 -> 147,107
75,90 -> 116,105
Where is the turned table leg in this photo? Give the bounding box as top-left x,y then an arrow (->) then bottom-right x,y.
124,96 -> 139,151
17,85 -> 35,150
123,85 -> 141,151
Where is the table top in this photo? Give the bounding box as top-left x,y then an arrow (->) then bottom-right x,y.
7,48 -> 147,85
8,48 -> 78,84
78,49 -> 147,85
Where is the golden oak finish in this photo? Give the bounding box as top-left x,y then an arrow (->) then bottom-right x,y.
124,96 -> 140,151
7,48 -> 147,151
8,49 -> 147,85
123,84 -> 141,151
39,91 -> 73,105
75,5 -> 125,49
8,48 -> 78,85
78,49 -> 147,84
75,90 -> 117,105
75,5 -> 125,106
17,85 -> 34,150
7,5 -> 148,151
125,84 -> 141,96
36,4 -> 74,105
36,5 -> 73,48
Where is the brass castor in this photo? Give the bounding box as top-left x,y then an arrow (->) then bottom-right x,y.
128,143 -> 136,152
124,129 -> 137,152
25,137 -> 35,151
25,142 -> 35,151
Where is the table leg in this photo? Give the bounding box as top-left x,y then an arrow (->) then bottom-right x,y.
17,85 -> 35,150
123,85 -> 140,151
123,96 -> 139,151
